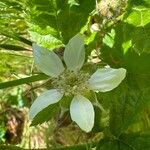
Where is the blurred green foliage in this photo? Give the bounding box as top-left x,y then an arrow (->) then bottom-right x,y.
0,0 -> 150,149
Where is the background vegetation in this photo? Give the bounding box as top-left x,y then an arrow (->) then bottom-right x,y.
0,0 -> 150,149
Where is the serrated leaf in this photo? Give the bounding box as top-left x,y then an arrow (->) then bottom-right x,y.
32,44 -> 65,77
108,79 -> 150,136
88,68 -> 126,92
29,31 -> 63,50
101,22 -> 150,66
123,4 -> 150,54
64,34 -> 85,71
125,6 -> 150,27
27,0 -> 95,44
70,95 -> 94,132
29,89 -> 63,121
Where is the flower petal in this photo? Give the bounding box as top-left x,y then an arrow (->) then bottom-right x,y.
29,89 -> 63,120
70,95 -> 94,132
88,68 -> 126,92
32,43 -> 64,77
64,34 -> 85,71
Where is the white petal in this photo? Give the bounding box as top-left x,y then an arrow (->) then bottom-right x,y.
64,34 -> 85,71
88,68 -> 126,92
32,43 -> 64,77
29,89 -> 63,120
70,95 -> 94,132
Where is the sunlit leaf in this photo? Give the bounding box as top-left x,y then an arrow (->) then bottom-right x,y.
125,7 -> 150,27
122,40 -> 132,54
29,30 -> 63,50
27,0 -> 95,43
68,0 -> 79,7
103,29 -> 115,48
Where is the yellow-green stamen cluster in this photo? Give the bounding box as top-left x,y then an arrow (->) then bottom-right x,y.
52,70 -> 90,96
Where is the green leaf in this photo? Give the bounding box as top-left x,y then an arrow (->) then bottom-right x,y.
120,133 -> 150,150
88,68 -> 126,92
27,0 -> 95,44
70,95 -> 94,132
97,37 -> 150,135
68,0 -> 79,7
64,34 -> 85,71
108,78 -> 150,136
125,6 -> 150,27
92,105 -> 109,132
1,31 -> 32,46
96,139 -> 118,150
123,3 -> 150,54
29,30 -> 63,50
29,89 -> 63,120
103,29 -> 116,48
92,105 -> 103,132
31,103 -> 59,126
96,133 -> 150,150
131,25 -> 150,53
0,74 -> 48,89
122,40 -> 132,54
32,44 -> 65,77
129,0 -> 150,7
101,22 -> 150,66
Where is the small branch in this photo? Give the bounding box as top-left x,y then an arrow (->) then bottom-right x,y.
93,92 -> 106,113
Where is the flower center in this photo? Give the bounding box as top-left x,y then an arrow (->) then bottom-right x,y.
52,70 -> 90,96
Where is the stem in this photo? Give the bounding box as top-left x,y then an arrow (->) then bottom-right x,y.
53,0 -> 61,40
93,92 -> 106,113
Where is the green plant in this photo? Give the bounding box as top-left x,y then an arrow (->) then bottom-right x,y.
29,34 -> 126,132
0,0 -> 150,149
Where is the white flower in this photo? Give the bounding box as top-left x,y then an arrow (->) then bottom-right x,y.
29,34 -> 126,132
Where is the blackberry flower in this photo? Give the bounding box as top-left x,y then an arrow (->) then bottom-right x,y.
29,34 -> 126,132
